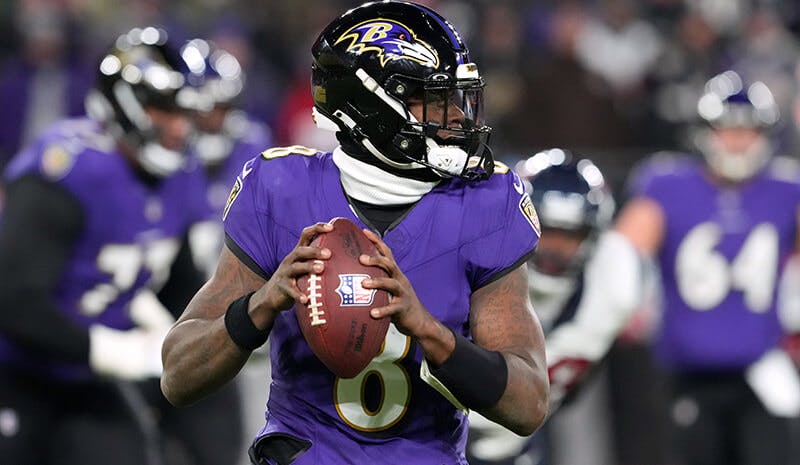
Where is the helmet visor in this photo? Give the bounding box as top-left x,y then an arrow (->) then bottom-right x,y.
414,79 -> 485,132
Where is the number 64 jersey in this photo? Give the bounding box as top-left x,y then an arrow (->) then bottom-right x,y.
630,154 -> 800,371
223,148 -> 539,465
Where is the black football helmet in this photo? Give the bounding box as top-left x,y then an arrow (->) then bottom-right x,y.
85,27 -> 193,177
695,70 -> 778,181
516,149 -> 615,283
311,0 -> 493,182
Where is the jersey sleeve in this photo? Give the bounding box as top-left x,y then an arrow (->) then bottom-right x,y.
626,152 -> 688,201
461,171 -> 541,289
222,156 -> 274,279
546,231 -> 642,364
5,119 -> 108,197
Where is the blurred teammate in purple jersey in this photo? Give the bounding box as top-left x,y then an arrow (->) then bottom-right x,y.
468,151 -> 642,465
161,2 -> 549,464
0,27 -> 204,465
182,37 -> 273,276
136,38 -> 276,465
615,70 -> 800,465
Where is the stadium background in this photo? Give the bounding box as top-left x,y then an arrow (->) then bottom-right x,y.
2,1 -> 800,464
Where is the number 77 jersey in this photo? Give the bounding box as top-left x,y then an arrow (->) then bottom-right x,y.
0,118 -> 200,379
630,154 -> 800,371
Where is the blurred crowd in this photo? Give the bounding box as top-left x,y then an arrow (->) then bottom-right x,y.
3,0 -> 800,464
3,0 -> 800,192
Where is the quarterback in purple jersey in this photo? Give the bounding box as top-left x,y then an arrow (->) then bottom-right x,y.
616,70 -> 800,465
0,28 -> 203,465
162,2 -> 549,465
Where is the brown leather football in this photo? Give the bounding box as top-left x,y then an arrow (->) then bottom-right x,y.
295,217 -> 390,378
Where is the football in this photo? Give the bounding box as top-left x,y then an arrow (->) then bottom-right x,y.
295,217 -> 391,378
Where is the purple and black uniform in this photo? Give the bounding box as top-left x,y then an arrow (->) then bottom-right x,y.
0,117 -> 200,379
631,154 -> 800,371
223,149 -> 539,464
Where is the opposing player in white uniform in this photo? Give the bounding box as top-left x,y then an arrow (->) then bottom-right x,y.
467,150 -> 642,465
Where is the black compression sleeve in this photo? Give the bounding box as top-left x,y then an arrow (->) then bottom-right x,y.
429,331 -> 509,410
0,175 -> 91,363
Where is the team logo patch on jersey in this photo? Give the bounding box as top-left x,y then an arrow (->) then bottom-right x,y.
222,177 -> 242,221
519,195 -> 541,236
335,19 -> 439,68
41,145 -> 75,181
336,274 -> 377,306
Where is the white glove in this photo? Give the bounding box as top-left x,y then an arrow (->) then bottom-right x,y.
745,348 -> 800,418
467,411 -> 529,461
89,324 -> 168,380
129,288 -> 176,329
89,289 -> 175,381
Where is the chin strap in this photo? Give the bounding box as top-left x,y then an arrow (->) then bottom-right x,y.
332,146 -> 438,205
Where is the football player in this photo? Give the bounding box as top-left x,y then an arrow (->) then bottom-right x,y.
181,37 -> 272,276
137,38 -> 276,465
161,2 -> 549,464
0,27 -> 202,465
467,151 -> 642,465
615,70 -> 800,465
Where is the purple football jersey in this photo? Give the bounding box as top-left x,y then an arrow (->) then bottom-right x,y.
0,118 -> 200,379
223,148 -> 539,464
633,154 -> 800,370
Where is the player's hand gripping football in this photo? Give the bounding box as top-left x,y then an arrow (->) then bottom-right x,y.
255,222 -> 332,315
358,229 -> 434,337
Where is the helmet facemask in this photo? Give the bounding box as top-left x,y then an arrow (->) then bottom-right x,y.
697,126 -> 772,182
315,66 -> 494,181
396,71 -> 493,180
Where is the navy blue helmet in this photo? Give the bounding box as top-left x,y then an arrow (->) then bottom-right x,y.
516,149 -> 614,277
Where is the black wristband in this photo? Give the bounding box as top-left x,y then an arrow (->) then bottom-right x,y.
224,292 -> 268,351
429,331 -> 508,410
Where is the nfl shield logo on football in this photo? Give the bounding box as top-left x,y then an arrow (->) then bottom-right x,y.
336,274 -> 377,306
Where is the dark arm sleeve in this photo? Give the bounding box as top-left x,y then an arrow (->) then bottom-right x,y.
0,175 -> 91,363
156,233 -> 206,319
